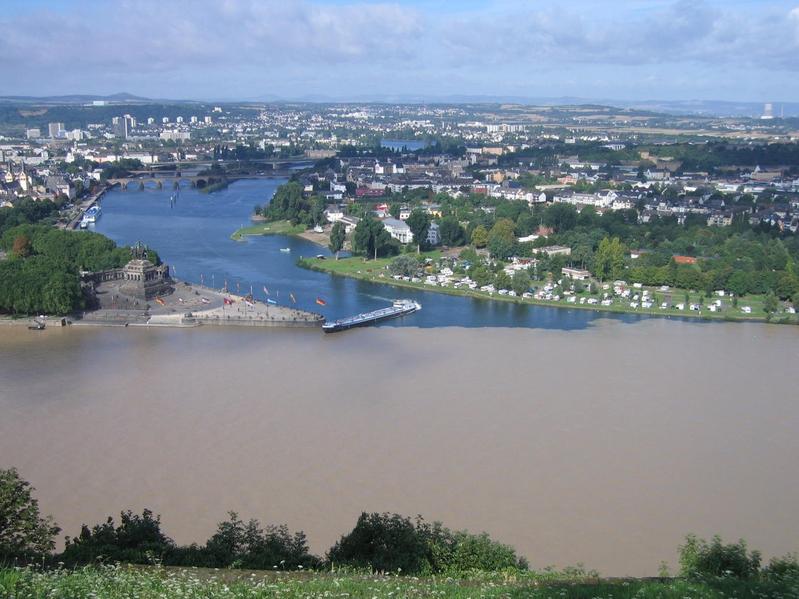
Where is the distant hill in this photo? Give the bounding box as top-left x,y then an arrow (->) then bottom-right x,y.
1,92 -> 796,118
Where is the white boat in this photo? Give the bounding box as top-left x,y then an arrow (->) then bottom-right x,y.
83,205 -> 102,223
279,248 -> 291,253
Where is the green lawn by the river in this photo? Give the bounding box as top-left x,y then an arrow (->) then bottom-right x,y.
231,220 -> 307,241
299,255 -> 797,324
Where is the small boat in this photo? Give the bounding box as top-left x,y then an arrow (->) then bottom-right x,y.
28,320 -> 46,331
279,248 -> 291,253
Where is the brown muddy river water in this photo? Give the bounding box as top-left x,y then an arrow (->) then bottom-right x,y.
1,320 -> 797,575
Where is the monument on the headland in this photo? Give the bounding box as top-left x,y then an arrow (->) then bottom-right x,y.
81,242 -> 173,305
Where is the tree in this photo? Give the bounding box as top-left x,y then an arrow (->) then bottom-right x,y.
0,467 -> 60,560
327,512 -> 431,574
593,236 -> 626,281
469,265 -> 494,287
405,209 -> 431,253
351,217 -> 395,259
679,534 -> 761,580
329,222 -> 345,259
471,225 -> 488,249
488,218 -> 517,260
204,512 -> 317,570
389,255 -> 420,277
438,216 -> 465,246
60,509 -> 173,566
512,269 -> 532,295
763,291 -> 779,315
495,271 -> 512,290
542,203 -> 577,233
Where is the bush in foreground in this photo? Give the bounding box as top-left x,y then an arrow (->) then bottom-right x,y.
327,512 -> 527,575
679,534 -> 761,580
0,467 -> 61,561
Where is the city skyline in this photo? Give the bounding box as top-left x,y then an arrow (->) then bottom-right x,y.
1,0 -> 798,103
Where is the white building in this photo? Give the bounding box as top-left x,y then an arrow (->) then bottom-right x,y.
382,217 -> 413,244
426,222 -> 440,246
160,130 -> 191,141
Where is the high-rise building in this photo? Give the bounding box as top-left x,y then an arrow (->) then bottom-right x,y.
176,116 -> 184,123
147,117 -> 155,125
204,116 -> 213,124
112,114 -> 136,138
48,122 -> 65,138
26,128 -> 41,139
190,116 -> 198,124
761,103 -> 774,120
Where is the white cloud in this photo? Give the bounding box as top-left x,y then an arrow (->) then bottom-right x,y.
0,0 -> 797,100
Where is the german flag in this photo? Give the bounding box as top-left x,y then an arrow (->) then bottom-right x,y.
316,297 -> 327,306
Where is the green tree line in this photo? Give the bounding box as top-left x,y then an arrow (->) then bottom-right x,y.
0,224 -> 148,315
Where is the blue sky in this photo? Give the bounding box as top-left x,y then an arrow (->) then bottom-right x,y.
1,0 -> 797,102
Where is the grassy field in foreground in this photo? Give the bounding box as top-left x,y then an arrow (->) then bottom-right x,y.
231,220 -> 307,241
299,255 -> 799,324
2,566 -> 797,598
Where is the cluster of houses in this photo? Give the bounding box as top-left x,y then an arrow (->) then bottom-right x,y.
324,200 -> 442,246
0,160 -> 81,205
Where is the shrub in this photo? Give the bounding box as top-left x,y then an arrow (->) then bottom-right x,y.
328,513 -> 527,575
388,254 -> 420,277
202,512 -> 318,570
678,534 -> 761,580
0,467 -> 60,561
430,530 -> 528,574
59,509 -> 173,566
328,512 -> 431,574
764,553 -> 799,579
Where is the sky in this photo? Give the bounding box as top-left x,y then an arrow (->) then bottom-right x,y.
1,0 -> 798,102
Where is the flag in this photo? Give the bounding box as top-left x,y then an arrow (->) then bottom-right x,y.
263,286 -> 269,296
290,293 -> 296,304
316,297 -> 327,306
266,299 -> 277,305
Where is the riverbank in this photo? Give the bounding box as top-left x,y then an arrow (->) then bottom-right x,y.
52,279 -> 324,329
3,566 -> 796,598
231,219 -> 307,241
299,255 -> 798,324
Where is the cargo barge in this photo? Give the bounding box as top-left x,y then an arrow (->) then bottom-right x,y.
322,299 -> 421,333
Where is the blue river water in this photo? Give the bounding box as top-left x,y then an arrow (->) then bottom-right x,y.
94,179 -> 658,329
